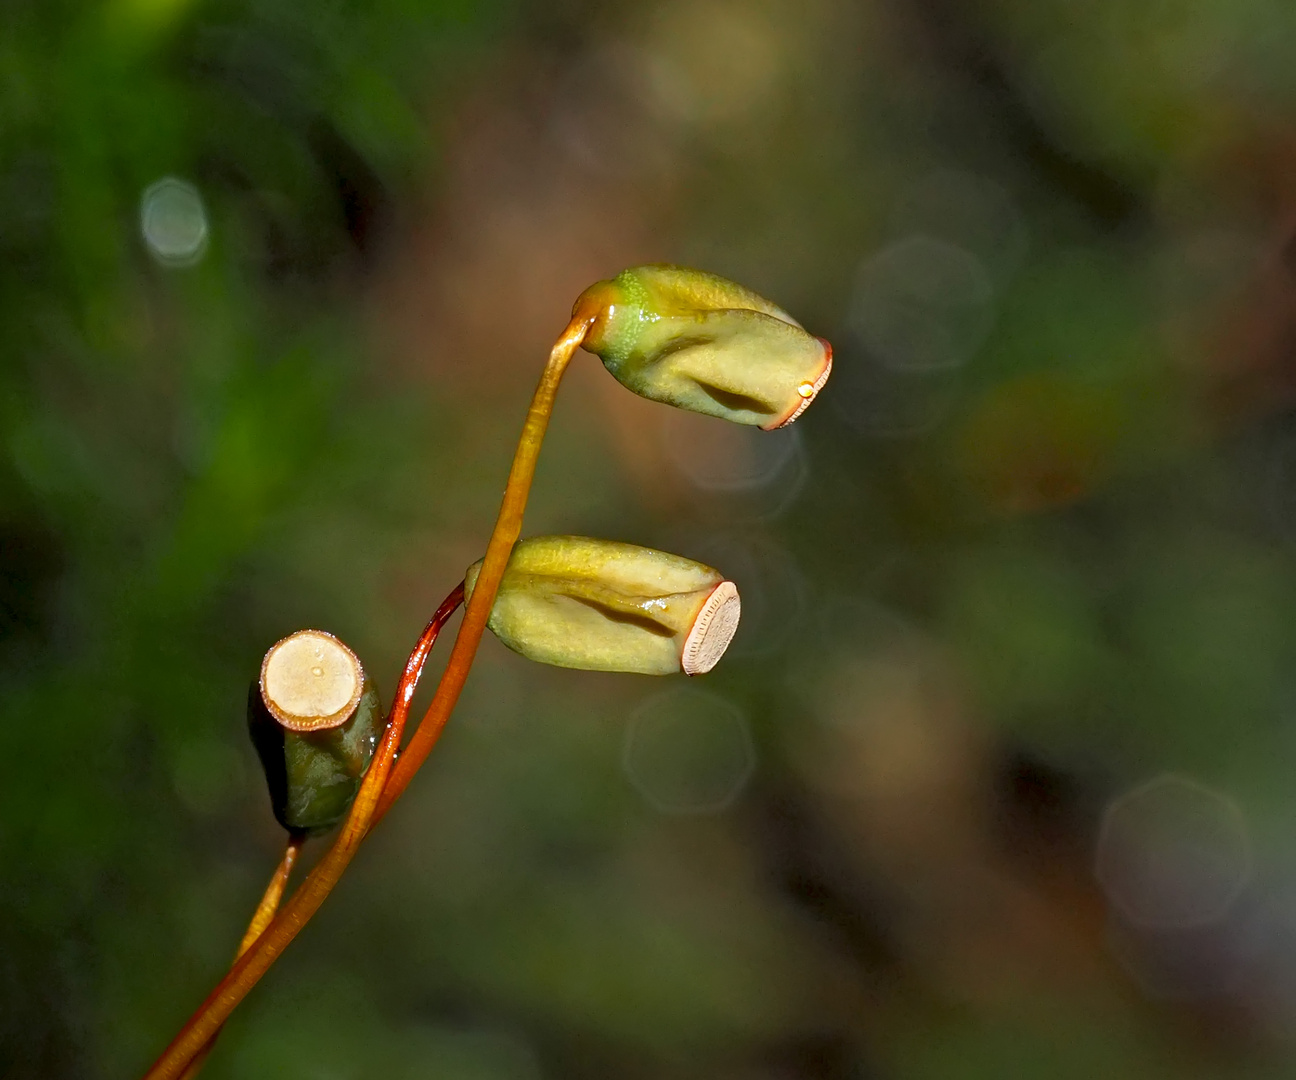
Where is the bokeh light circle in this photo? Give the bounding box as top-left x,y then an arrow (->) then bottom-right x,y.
140,177 -> 209,266
1095,773 -> 1252,930
662,408 -> 803,492
623,686 -> 755,814
849,235 -> 995,373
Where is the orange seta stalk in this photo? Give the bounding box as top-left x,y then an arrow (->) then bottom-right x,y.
177,833 -> 305,1080
141,309 -> 595,1080
372,307 -> 595,826
142,586 -> 461,1080
234,833 -> 304,956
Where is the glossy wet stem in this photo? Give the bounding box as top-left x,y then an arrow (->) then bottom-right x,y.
141,310 -> 594,1080
372,307 -> 595,826
176,833 -> 304,1080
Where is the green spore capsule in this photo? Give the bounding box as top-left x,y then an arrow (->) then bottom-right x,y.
576,264 -> 832,429
465,535 -> 741,676
247,629 -> 384,834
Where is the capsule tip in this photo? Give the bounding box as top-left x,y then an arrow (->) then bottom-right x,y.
765,338 -> 833,430
681,581 -> 742,675
259,629 -> 365,732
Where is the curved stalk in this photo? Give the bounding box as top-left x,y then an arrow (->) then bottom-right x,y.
177,833 -> 304,1080
142,588 -> 460,1080
234,834 -> 305,956
141,310 -> 594,1080
373,309 -> 594,825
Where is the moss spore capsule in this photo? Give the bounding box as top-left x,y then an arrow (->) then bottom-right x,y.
248,629 -> 384,833
464,535 -> 742,675
577,264 -> 832,429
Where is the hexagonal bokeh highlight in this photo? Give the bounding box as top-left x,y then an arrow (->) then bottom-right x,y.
140,177 -> 209,266
623,686 -> 755,814
1095,773 -> 1252,930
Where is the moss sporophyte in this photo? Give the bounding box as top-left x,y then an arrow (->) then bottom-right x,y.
580,265 -> 832,429
141,266 -> 832,1080
465,536 -> 741,676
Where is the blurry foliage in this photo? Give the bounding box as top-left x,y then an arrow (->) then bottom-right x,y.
7,0 -> 1296,1077
1,0 -> 513,1073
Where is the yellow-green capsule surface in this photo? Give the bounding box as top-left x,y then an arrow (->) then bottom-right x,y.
577,265 -> 831,429
465,535 -> 742,675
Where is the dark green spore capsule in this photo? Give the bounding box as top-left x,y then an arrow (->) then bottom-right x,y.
247,678 -> 383,834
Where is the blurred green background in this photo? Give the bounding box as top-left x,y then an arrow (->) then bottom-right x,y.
7,0 -> 1296,1076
